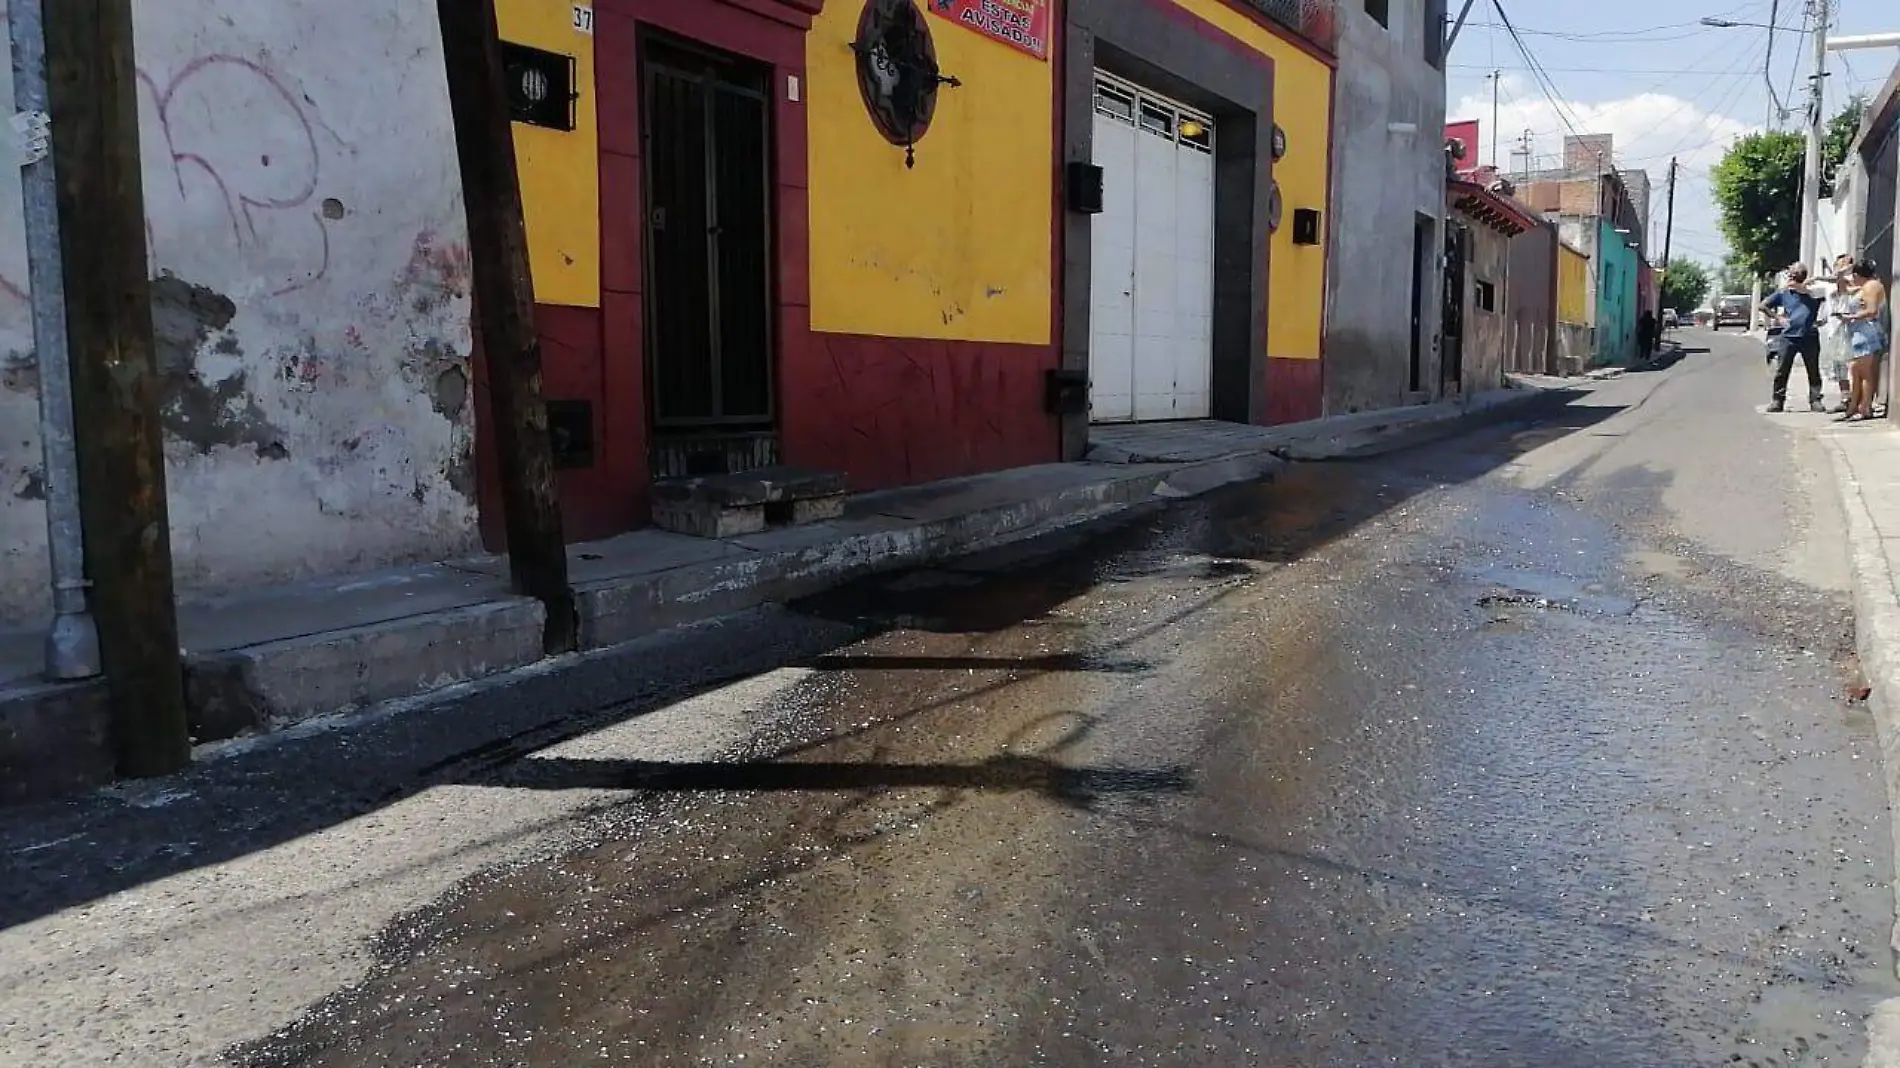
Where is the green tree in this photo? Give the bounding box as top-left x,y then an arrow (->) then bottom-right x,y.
1715,255 -> 1758,298
1822,96 -> 1867,197
1711,130 -> 1803,276
1659,257 -> 1711,312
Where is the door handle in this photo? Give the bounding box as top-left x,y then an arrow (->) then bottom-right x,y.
650,207 -> 666,230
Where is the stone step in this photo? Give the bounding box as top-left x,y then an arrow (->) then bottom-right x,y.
651,466 -> 847,538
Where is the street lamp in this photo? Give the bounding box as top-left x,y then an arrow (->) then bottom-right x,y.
1698,17 -> 1802,29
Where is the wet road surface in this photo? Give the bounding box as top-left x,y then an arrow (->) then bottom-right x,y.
237,338 -> 1900,1067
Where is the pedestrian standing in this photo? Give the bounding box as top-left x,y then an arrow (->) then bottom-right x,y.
1760,263 -> 1825,413
1839,259 -> 1890,422
1636,310 -> 1657,365
1824,254 -> 1855,412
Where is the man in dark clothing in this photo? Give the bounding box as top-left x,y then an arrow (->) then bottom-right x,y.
1636,311 -> 1657,363
1761,263 -> 1825,412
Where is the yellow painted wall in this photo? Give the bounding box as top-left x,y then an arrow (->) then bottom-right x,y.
1167,0 -> 1331,361
497,0 -> 600,308
806,3 -> 1053,344
1557,244 -> 1590,325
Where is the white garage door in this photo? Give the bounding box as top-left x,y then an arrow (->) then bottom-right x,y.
1088,73 -> 1216,423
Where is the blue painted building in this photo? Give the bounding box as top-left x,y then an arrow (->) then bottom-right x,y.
1595,218 -> 1639,366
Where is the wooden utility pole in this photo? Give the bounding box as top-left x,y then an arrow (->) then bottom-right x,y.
43,0 -> 190,775
1661,157 -> 1678,273
435,0 -> 577,653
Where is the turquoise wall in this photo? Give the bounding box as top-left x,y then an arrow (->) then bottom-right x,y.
1595,219 -> 1638,365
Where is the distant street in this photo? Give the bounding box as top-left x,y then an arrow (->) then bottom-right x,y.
6,332 -> 1897,1067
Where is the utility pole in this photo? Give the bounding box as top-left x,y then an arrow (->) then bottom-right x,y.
435,0 -> 577,655
1661,157 -> 1678,272
11,0 -> 99,682
44,0 -> 190,776
1489,71 -> 1501,167
1798,0 -> 1829,265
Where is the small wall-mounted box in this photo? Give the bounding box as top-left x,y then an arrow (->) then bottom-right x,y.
1066,161 -> 1104,215
1045,368 -> 1089,415
1292,208 -> 1321,246
502,41 -> 579,131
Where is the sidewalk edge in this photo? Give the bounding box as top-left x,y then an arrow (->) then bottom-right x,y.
1819,437 -> 1900,1065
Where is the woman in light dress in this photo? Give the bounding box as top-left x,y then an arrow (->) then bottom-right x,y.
1838,259 -> 1890,423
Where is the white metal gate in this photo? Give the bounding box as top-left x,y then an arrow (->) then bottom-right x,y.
1087,73 -> 1216,423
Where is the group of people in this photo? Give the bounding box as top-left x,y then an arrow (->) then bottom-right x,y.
1761,256 -> 1890,420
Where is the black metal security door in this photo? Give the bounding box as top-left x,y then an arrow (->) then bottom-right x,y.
1442,222 -> 1468,391
643,38 -> 774,433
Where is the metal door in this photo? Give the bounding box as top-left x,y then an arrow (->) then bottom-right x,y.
643,39 -> 774,431
1087,73 -> 1215,424
1442,222 -> 1468,390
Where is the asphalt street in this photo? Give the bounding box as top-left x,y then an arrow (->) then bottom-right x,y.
6,329 -> 1898,1067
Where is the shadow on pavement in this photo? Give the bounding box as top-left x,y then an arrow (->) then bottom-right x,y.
0,387 -> 1627,932
1627,347 -> 1693,373
487,753 -> 1194,805
808,652 -> 1152,673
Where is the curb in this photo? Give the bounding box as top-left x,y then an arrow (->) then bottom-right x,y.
1820,438 -> 1900,1052
0,385 -> 1565,805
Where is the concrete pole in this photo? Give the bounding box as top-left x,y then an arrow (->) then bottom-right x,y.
10,0 -> 99,680
1798,0 -> 1828,265
1489,71 -> 1499,168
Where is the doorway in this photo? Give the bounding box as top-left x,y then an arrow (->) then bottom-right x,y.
641,36 -> 776,477
1409,212 -> 1434,393
1442,220 -> 1468,392
1086,73 -> 1216,423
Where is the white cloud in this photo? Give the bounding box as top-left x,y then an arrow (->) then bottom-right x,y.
1449,75 -> 1753,266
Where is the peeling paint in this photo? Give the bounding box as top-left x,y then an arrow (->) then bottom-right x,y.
431,366 -> 469,421
150,275 -> 288,458
1,352 -> 37,395
0,8 -> 481,620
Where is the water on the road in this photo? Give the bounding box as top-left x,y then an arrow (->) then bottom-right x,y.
242,358 -> 1897,1066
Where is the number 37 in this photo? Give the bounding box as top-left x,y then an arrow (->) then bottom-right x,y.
572,4 -> 594,33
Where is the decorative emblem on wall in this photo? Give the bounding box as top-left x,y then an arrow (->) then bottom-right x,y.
1270,123 -> 1287,161
1267,181 -> 1284,232
853,0 -> 961,168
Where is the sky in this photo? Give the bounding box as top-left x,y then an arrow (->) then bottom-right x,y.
1444,0 -> 1897,271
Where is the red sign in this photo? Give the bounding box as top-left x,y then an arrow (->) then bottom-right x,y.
927,0 -> 1051,61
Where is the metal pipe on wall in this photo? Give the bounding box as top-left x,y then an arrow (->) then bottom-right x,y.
10,0 -> 100,680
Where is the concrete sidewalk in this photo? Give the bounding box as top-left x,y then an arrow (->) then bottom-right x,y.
0,379 -> 1582,804
1814,418 -> 1900,1060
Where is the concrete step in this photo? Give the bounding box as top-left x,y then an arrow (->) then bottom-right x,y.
651,466 -> 847,538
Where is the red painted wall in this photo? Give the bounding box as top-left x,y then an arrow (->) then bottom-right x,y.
1265,358 -> 1322,424
480,0 -> 1062,545
782,334 -> 1057,490
1445,118 -> 1480,166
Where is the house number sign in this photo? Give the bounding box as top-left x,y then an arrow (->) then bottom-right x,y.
572,4 -> 594,34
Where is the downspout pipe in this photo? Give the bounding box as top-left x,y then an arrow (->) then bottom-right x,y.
11,0 -> 99,681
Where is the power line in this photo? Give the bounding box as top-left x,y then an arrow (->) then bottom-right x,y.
1488,1 -> 1588,143
1459,20 -> 1776,43
1469,37 -> 1767,156
1450,64 -> 1778,76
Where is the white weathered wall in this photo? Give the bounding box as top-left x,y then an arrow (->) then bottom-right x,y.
1323,0 -> 1450,413
0,6 -> 477,623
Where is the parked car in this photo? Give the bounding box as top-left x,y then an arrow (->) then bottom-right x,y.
1693,306 -> 1715,327
1661,308 -> 1679,328
1713,294 -> 1751,329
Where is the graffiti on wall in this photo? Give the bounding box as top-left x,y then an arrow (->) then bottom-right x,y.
139,54 -> 346,297
0,51 -> 344,304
